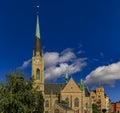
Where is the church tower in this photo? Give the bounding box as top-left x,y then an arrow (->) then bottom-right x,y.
32,11 -> 44,93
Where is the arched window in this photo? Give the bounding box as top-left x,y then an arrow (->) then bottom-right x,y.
74,98 -> 79,107
54,109 -> 59,113
65,97 -> 69,106
36,69 -> 40,80
45,100 -> 49,107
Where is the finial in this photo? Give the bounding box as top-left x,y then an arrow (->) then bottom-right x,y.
37,5 -> 39,8
37,5 -> 40,15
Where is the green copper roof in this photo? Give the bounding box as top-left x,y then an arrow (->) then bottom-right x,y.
36,15 -> 40,39
65,69 -> 68,79
79,79 -> 84,91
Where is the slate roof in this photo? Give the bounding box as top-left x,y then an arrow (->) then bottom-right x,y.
45,83 -> 90,97
84,87 -> 90,97
44,84 -> 65,94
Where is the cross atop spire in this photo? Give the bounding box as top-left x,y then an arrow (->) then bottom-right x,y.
36,6 -> 40,39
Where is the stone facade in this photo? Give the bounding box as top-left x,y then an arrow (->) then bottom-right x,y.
90,87 -> 110,113
43,78 -> 92,113
32,52 -> 44,93
32,48 -> 93,113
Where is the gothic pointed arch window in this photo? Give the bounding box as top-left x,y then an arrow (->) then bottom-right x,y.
36,68 -> 40,80
65,97 -> 69,106
54,109 -> 59,113
74,97 -> 79,107
45,100 -> 49,107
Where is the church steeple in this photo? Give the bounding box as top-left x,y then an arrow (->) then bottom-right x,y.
34,7 -> 42,56
32,6 -> 44,93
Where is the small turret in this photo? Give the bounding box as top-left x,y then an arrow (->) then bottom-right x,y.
79,79 -> 84,91
65,69 -> 68,84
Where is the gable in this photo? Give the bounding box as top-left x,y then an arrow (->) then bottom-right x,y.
61,78 -> 81,93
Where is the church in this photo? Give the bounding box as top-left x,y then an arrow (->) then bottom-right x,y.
31,10 -> 110,113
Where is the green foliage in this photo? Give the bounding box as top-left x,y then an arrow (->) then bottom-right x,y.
60,100 -> 67,104
0,71 -> 44,113
92,102 -> 101,113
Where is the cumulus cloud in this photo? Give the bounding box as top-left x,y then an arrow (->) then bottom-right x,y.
19,59 -> 31,70
19,48 -> 87,81
44,48 -> 76,68
84,61 -> 120,86
44,48 -> 87,80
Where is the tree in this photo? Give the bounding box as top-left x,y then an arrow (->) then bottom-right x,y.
92,102 -> 101,113
0,71 -> 44,113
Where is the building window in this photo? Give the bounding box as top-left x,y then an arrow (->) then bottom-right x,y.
65,97 -> 69,106
36,69 -> 40,80
54,109 -> 59,113
74,98 -> 79,107
45,100 -> 49,107
98,95 -> 101,98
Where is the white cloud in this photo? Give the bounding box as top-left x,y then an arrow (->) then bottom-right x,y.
44,48 -> 87,81
44,52 -> 59,67
44,48 -> 76,68
84,61 -> 120,86
19,59 -> 31,70
19,48 -> 87,81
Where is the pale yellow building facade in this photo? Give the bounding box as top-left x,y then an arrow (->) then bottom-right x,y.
90,87 -> 110,113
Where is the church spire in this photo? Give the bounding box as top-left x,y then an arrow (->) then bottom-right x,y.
36,8 -> 40,39
34,6 -> 42,56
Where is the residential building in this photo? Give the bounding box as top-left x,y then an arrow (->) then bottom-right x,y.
110,102 -> 120,113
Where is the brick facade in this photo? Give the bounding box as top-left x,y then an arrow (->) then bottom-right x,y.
110,102 -> 120,113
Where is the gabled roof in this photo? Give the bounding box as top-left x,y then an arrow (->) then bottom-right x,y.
44,84 -> 65,94
61,78 -> 81,93
84,87 -> 90,97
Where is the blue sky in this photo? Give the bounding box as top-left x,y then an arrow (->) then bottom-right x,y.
0,0 -> 120,102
